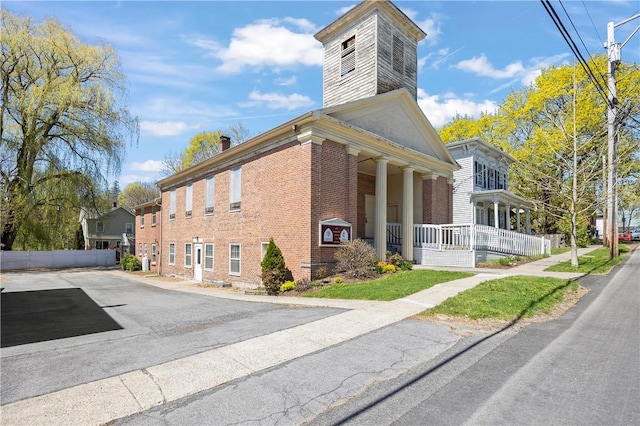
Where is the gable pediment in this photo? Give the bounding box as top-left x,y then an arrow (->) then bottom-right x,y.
321,89 -> 456,166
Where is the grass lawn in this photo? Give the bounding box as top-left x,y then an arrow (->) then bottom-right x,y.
545,245 -> 631,274
301,269 -> 473,301
419,276 -> 578,321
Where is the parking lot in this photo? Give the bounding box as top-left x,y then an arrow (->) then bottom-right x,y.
0,268 -> 345,404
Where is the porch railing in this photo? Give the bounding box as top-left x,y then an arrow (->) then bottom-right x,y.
386,223 -> 550,257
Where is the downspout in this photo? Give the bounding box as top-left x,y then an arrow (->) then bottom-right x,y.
156,198 -> 162,275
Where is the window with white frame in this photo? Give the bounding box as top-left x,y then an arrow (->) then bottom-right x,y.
126,222 -> 133,233
96,221 -> 104,233
144,243 -> 148,258
169,243 -> 175,265
185,243 -> 192,267
138,243 -> 142,255
151,243 -> 157,263
140,214 -> 145,228
229,167 -> 241,211
229,244 -> 241,275
205,243 -> 214,270
205,176 -> 214,215
488,168 -> 496,189
474,161 -> 487,189
169,189 -> 176,220
151,207 -> 157,226
185,183 -> 193,218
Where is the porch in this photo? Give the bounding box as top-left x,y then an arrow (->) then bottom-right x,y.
386,223 -> 551,268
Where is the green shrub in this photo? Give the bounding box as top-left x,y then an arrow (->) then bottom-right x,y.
315,266 -> 328,280
499,256 -> 519,266
261,238 -> 287,295
295,278 -> 313,292
280,280 -> 297,292
386,252 -> 412,270
334,239 -> 377,278
121,254 -> 141,271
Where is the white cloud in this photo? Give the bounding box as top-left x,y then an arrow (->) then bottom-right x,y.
128,160 -> 164,172
189,19 -> 322,73
335,4 -> 357,16
119,173 -> 158,187
421,47 -> 464,71
240,90 -> 314,111
455,55 -> 525,79
417,88 -> 499,128
454,53 -> 570,85
275,75 -> 297,86
399,8 -> 443,44
282,17 -> 318,33
140,120 -> 189,137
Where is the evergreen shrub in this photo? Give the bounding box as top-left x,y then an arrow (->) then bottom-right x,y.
260,238 -> 287,295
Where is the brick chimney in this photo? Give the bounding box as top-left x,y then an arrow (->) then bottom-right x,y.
220,135 -> 231,152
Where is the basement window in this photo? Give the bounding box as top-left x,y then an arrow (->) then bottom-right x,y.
341,35 -> 356,76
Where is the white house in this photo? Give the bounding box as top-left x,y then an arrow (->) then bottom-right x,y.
447,137 -> 535,233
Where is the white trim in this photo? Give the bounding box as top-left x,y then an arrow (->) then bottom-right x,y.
229,243 -> 241,276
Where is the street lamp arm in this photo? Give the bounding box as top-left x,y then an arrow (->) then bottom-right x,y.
613,13 -> 640,28
620,24 -> 640,49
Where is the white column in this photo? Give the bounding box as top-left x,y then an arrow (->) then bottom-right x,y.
506,204 -> 511,230
525,208 -> 531,234
375,158 -> 388,260
516,208 -> 522,232
493,200 -> 499,229
402,167 -> 414,262
472,201 -> 477,225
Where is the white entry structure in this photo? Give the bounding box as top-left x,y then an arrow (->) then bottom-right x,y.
386,223 -> 550,268
382,137 -> 547,268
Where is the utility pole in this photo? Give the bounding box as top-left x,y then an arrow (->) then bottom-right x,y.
605,14 -> 640,258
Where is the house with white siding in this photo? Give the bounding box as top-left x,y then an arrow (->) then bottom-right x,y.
447,137 -> 534,233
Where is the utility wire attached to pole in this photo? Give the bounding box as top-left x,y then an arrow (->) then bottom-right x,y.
605,13 -> 640,258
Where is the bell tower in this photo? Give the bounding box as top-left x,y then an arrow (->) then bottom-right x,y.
314,0 -> 426,108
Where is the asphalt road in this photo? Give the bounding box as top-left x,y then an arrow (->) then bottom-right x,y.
2,248 -> 637,425
308,247 -> 640,425
0,269 -> 345,404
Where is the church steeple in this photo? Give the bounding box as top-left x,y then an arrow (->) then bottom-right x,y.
314,0 -> 426,108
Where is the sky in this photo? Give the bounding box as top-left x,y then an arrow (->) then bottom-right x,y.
5,0 -> 640,187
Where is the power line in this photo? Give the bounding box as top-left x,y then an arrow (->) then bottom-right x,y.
581,0 -> 604,47
540,0 -> 611,108
559,0 -> 609,85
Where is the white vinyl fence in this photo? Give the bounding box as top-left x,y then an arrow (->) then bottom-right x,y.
1,250 -> 116,271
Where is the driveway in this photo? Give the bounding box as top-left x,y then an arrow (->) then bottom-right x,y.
0,268 -> 345,404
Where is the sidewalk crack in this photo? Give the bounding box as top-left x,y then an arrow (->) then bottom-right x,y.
141,368 -> 167,404
119,376 -> 144,410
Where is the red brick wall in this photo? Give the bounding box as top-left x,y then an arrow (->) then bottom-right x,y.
310,141 -> 358,276
135,205 -> 161,273
160,139 -> 315,286
422,176 -> 452,224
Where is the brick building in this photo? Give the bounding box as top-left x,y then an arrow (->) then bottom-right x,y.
133,197 -> 162,273
154,0 -> 459,287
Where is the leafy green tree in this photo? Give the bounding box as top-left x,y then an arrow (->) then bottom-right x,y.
109,180 -> 122,204
1,11 -> 138,250
439,56 -> 640,262
160,121 -> 253,176
260,238 -> 287,295
117,182 -> 160,209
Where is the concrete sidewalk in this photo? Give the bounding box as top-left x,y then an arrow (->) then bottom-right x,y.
0,246 -> 599,425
